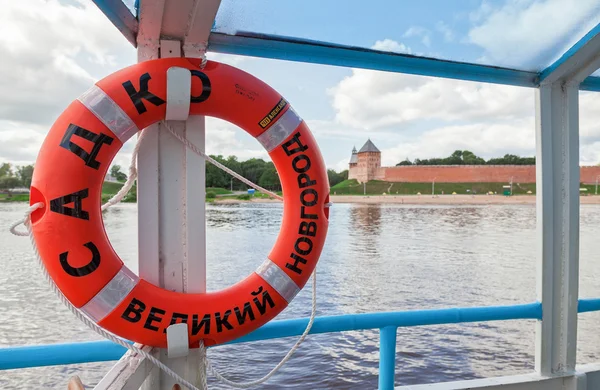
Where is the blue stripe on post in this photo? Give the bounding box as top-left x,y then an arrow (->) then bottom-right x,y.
379,327 -> 398,390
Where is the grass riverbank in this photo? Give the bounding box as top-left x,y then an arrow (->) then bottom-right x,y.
331,179 -> 533,195
0,184 -> 273,204
331,179 -> 600,196
0,181 -> 138,203
5,180 -> 600,205
0,194 -> 29,202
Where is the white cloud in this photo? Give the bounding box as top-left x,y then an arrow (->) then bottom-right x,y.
468,0 -> 600,70
333,157 -> 351,173
580,142 -> 600,166
380,119 -> 536,167
207,52 -> 249,67
580,92 -> 600,165
0,121 -> 47,166
372,39 -> 412,54
0,0 -> 136,167
328,67 -> 533,129
205,118 -> 268,161
0,0 -> 135,125
403,26 -> 432,47
306,119 -> 400,145
469,1 -> 494,23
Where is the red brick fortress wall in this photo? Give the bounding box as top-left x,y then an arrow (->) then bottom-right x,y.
379,165 -> 600,184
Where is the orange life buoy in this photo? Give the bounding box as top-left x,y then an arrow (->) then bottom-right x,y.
29,58 -> 330,347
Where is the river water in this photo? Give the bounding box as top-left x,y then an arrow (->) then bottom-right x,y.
0,202 -> 599,389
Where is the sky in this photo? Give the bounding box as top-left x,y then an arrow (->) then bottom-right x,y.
2,0 -> 600,174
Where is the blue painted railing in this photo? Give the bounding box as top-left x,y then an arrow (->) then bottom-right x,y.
1,299 -> 599,390
207,32 -> 600,92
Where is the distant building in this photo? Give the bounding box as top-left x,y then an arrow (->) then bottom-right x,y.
348,140 -> 600,184
349,146 -> 358,169
348,139 -> 381,183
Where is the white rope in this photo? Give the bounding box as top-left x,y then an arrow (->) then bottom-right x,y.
9,122 -> 322,389
161,121 -> 283,201
14,203 -> 204,390
9,214 -> 30,236
100,130 -> 148,211
202,271 -> 317,388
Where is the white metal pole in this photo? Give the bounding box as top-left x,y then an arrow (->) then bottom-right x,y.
134,0 -> 221,386
136,39 -> 207,390
535,82 -> 580,376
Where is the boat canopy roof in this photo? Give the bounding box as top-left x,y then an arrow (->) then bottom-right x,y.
97,0 -> 600,91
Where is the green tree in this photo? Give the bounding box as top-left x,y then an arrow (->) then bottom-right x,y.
396,159 -> 413,166
241,158 -> 268,185
461,150 -> 486,165
327,169 -> 347,187
339,169 -> 348,181
206,155 -> 229,188
411,150 -> 485,165
0,176 -> 21,196
487,154 -> 535,165
0,162 -> 12,178
16,165 -> 34,187
402,151 -> 535,166
521,157 -> 535,165
223,156 -> 243,190
110,165 -> 127,182
447,150 -> 464,164
258,163 -> 280,189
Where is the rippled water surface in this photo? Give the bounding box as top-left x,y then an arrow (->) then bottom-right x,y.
1,203 -> 599,389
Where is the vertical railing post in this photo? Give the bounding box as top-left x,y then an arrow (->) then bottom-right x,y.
138,39 -> 207,389
535,82 -> 580,376
378,326 -> 397,390
533,23 -> 600,381
134,1 -> 221,388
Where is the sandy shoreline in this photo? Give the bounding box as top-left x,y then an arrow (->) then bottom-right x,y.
215,194 -> 600,205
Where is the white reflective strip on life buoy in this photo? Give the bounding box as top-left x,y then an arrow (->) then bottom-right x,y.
80,266 -> 139,322
256,107 -> 303,152
255,258 -> 300,303
78,85 -> 139,143
165,67 -> 192,121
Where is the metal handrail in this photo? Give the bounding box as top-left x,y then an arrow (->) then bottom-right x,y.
0,299 -> 599,390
